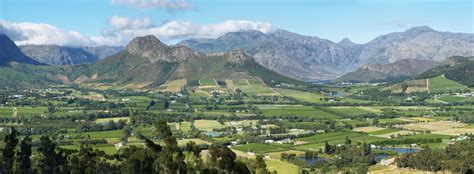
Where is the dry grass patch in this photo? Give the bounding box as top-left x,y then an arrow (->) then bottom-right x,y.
434,127 -> 474,136
266,150 -> 305,159
194,120 -> 224,131
395,121 -> 466,132
353,126 -> 386,133
374,130 -> 415,138
162,79 -> 186,92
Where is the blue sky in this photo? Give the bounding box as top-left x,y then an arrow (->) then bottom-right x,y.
0,0 -> 472,46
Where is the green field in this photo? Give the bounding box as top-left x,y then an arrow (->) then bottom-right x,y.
232,79 -> 249,86
266,159 -> 299,174
61,144 -> 117,154
275,88 -> 323,103
194,120 -> 224,131
199,79 -> 216,86
327,107 -> 373,117
257,105 -> 339,119
294,131 -> 386,151
232,143 -> 288,153
429,76 -> 467,93
437,95 -> 473,103
65,130 -> 123,140
0,106 -> 47,117
230,79 -> 275,96
369,128 -> 401,135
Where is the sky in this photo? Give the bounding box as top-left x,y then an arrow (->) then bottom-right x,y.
0,0 -> 472,46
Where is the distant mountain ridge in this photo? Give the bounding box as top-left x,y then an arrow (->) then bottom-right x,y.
180,26 -> 474,81
19,45 -> 122,65
180,29 -> 359,80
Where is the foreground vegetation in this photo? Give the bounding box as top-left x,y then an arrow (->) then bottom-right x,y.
0,78 -> 473,173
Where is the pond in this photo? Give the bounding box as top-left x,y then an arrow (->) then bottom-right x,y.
374,147 -> 420,161
297,157 -> 326,166
380,147 -> 419,154
203,131 -> 223,137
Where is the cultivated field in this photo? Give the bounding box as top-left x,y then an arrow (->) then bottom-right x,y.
394,121 -> 466,132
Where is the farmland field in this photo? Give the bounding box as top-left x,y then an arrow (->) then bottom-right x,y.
232,143 -> 288,153
194,120 -> 224,131
0,106 -> 47,117
234,80 -> 275,96
395,121 -> 466,132
257,105 -> 338,119
199,79 -> 216,86
274,88 -> 323,103
265,159 -> 299,174
162,79 -> 186,92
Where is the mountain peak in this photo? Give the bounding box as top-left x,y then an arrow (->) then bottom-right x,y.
405,26 -> 435,34
125,35 -> 167,53
124,35 -> 201,63
338,38 -> 356,46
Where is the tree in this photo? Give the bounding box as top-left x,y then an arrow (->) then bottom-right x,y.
372,118 -> 379,126
344,136 -> 352,145
163,100 -> 170,109
16,135 -> 32,174
154,119 -> 185,174
253,155 -> 268,174
37,136 -> 59,174
2,127 -> 19,174
122,125 -> 132,143
47,105 -> 56,113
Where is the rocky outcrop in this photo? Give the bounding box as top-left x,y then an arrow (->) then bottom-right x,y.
126,35 -> 200,63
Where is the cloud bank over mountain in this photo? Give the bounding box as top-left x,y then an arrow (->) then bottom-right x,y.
0,19 -> 273,46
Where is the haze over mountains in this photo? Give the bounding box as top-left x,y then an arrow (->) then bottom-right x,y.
180,26 -> 474,81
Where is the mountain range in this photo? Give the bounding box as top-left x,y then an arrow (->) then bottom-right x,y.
1,26 -> 473,86
0,34 -> 302,88
19,45 -> 122,65
180,26 -> 474,81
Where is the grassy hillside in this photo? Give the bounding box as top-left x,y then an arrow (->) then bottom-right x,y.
428,76 -> 467,93
418,56 -> 474,87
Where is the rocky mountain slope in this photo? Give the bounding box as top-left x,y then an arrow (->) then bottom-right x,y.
0,34 -> 303,88
357,26 -> 474,65
180,26 -> 474,81
19,45 -> 122,65
336,59 -> 441,83
180,29 -> 359,80
82,35 -> 303,87
0,34 -> 41,65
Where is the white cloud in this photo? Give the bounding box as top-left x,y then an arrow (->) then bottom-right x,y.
197,20 -> 274,38
111,0 -> 193,11
110,16 -> 154,31
0,18 -> 274,46
0,20 -> 95,46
